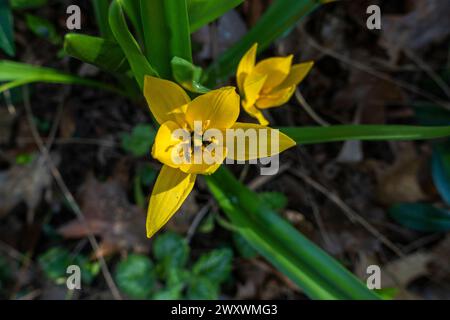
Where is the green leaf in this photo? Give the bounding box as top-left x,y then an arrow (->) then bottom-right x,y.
205,166 -> 380,300
171,56 -> 210,93
187,277 -> 219,300
114,254 -> 156,299
153,285 -> 184,300
25,14 -> 60,45
389,203 -> 450,232
206,0 -> 327,84
192,248 -> 233,284
279,125 -> 450,144
38,247 -> 71,283
233,233 -> 258,259
432,141 -> 450,205
0,60 -> 125,95
64,34 -> 128,73
140,0 -> 171,79
73,255 -> 100,285
153,232 -> 190,272
374,287 -> 399,300
109,0 -> 158,89
10,0 -> 47,10
188,0 -> 244,33
0,0 -> 15,56
38,248 -> 99,285
120,0 -> 143,41
165,0 -> 192,63
92,0 -> 113,39
120,124 -> 155,157
259,192 -> 288,211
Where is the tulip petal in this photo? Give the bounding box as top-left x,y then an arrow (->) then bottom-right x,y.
253,55 -> 293,90
186,87 -> 240,130
237,43 -> 258,94
256,86 -> 296,109
243,72 -> 267,107
276,61 -> 314,90
225,122 -> 296,161
242,100 -> 269,126
147,165 -> 196,238
144,76 -> 191,125
152,120 -> 188,168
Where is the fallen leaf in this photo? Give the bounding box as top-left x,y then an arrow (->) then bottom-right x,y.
0,154 -> 55,219
58,175 -> 150,257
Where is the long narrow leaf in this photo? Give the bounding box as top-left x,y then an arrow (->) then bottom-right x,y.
120,0 -> 144,42
280,125 -> 450,144
109,0 -> 157,88
92,0 -> 113,39
205,166 -> 380,300
188,0 -> 244,33
165,0 -> 192,63
206,0 -> 328,84
0,60 -> 123,94
140,0 -> 171,79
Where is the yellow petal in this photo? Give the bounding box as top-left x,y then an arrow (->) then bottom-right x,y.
242,100 -> 269,126
144,76 -> 191,125
243,72 -> 267,107
253,55 -> 293,90
275,62 -> 313,90
256,86 -> 296,109
186,87 -> 240,130
151,120 -> 188,168
237,43 -> 258,94
147,165 -> 196,238
225,122 -> 296,161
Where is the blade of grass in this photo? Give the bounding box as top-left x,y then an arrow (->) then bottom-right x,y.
206,0 -> 329,84
120,0 -> 144,42
188,0 -> 244,33
205,166 -> 380,300
165,0 -> 192,63
109,0 -> 157,89
0,60 -> 124,95
279,125 -> 450,144
140,0 -> 171,79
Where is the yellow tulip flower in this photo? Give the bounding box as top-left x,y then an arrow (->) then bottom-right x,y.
237,43 -> 314,126
143,76 -> 296,238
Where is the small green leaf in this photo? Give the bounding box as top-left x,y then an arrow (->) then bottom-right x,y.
153,285 -> 184,300
187,277 -> 219,300
389,203 -> 450,232
167,268 -> 191,287
73,255 -> 100,285
0,0 -> 15,56
259,192 -> 288,211
432,142 -> 450,205
120,124 -> 156,157
25,14 -> 61,45
38,247 -> 71,283
171,56 -> 210,93
153,232 -> 190,271
114,254 -> 156,299
192,248 -> 233,284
